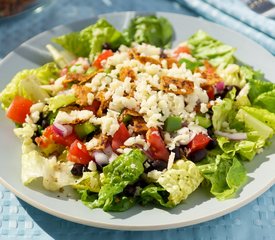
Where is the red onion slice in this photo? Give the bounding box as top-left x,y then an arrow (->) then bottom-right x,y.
93,151 -> 109,166
215,81 -> 225,92
53,122 -> 73,137
214,130 -> 247,140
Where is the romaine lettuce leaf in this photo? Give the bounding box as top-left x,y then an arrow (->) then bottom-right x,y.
212,98 -> 233,131
236,109 -> 273,140
241,106 -> 275,131
198,153 -> 247,200
253,89 -> 275,113
217,136 -> 257,161
145,160 -> 203,207
82,149 -> 146,211
47,94 -> 76,112
0,63 -> 59,109
73,171 -> 101,192
217,64 -> 249,88
248,78 -> 275,103
123,15 -> 173,48
187,30 -> 235,66
52,19 -> 127,59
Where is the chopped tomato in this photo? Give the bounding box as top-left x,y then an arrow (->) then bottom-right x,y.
188,133 -> 211,153
67,140 -> 93,164
173,46 -> 191,56
111,123 -> 130,151
205,85 -> 215,100
146,128 -> 169,161
83,100 -> 101,115
36,125 -> 78,148
93,50 -> 113,69
6,96 -> 33,124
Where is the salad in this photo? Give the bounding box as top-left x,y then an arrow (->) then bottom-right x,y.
1,15 -> 275,212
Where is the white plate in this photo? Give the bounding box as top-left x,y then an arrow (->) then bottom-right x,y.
0,12 -> 274,231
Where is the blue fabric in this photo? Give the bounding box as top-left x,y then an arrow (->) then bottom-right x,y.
0,0 -> 275,239
178,0 -> 275,54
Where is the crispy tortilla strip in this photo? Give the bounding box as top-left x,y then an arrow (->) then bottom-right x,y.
64,70 -> 103,84
119,67 -> 137,81
119,109 -> 141,122
161,57 -> 179,69
199,61 -> 223,87
92,134 -> 110,151
160,76 -> 194,95
133,117 -> 148,133
95,91 -> 111,117
72,84 -> 91,106
130,49 -> 161,66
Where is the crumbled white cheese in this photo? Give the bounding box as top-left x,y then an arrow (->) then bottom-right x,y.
54,110 -> 93,124
124,135 -> 150,150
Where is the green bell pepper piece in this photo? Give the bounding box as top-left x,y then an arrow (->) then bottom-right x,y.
74,122 -> 96,139
195,115 -> 212,128
164,116 -> 182,132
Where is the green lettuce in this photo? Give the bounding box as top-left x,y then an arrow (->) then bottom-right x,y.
47,94 -> 76,112
52,18 -> 127,59
82,149 -> 146,211
144,160 -> 203,207
212,98 -> 234,131
198,153 -> 247,200
123,15 -> 173,48
253,89 -> 275,113
187,30 -> 235,66
217,64 -> 253,88
248,79 -> 275,103
14,124 -> 76,190
236,109 -> 273,140
0,63 -> 59,109
240,106 -> 275,131
217,136 -> 257,161
73,171 -> 101,192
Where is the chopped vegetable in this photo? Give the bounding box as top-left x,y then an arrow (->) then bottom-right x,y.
74,122 -> 96,139
6,96 -> 33,124
164,116 -> 182,132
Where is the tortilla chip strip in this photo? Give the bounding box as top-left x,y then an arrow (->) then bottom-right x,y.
64,70 -> 103,84
72,84 -> 91,106
92,134 -> 110,151
119,109 -> 141,122
160,76 -> 194,95
133,117 -> 148,133
119,67 -> 137,81
199,61 -> 223,87
95,91 -> 111,117
130,49 -> 161,66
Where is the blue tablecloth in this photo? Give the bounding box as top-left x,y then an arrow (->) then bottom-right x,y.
0,0 -> 274,239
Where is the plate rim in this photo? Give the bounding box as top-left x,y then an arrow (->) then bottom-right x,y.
0,11 -> 274,231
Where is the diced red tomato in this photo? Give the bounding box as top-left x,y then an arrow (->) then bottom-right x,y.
111,123 -> 130,151
83,100 -> 101,115
188,133 -> 211,153
67,140 -> 93,164
205,85 -> 215,100
173,46 -> 191,56
6,96 -> 33,124
36,125 -> 78,148
93,50 -> 113,69
146,128 -> 169,161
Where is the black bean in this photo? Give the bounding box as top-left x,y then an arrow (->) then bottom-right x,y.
123,185 -> 136,197
172,147 -> 182,160
207,128 -> 214,137
206,138 -> 218,150
188,149 -> 207,162
71,163 -> 84,177
151,160 -> 168,171
102,42 -> 111,50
